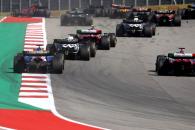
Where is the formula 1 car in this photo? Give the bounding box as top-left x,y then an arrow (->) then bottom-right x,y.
154,10 -> 181,26
11,4 -> 50,17
61,8 -> 93,26
83,6 -> 110,17
116,16 -> 155,37
47,36 -> 94,61
76,28 -> 117,50
156,48 -> 195,75
13,49 -> 64,74
181,4 -> 195,19
109,4 -> 132,19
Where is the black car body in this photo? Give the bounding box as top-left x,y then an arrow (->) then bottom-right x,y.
116,13 -> 156,37
61,9 -> 93,26
181,4 -> 195,19
47,37 -> 94,61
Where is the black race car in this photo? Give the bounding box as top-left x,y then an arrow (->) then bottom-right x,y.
47,36 -> 94,61
61,8 -> 93,26
181,4 -> 195,19
83,6 -> 110,17
116,15 -> 155,37
14,49 -> 64,74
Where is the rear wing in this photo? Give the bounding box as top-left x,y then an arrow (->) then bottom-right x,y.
111,4 -> 132,9
23,51 -> 52,56
168,53 -> 195,59
77,29 -> 102,34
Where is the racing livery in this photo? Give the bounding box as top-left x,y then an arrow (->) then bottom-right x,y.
61,8 -> 93,26
154,10 -> 181,26
116,16 -> 155,37
156,48 -> 195,75
11,4 -> 50,17
76,27 -> 117,50
109,4 -> 132,19
47,36 -> 94,61
181,4 -> 195,19
14,48 -> 64,73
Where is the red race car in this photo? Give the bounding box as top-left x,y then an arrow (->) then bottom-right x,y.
156,48 -> 195,75
76,27 -> 117,50
11,4 -> 50,17
154,10 -> 181,26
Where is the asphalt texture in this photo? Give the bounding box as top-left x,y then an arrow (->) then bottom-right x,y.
46,18 -> 195,130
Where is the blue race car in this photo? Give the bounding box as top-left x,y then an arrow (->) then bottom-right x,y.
13,47 -> 64,73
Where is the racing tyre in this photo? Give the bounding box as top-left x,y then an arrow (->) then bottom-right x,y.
46,44 -> 56,54
174,15 -> 181,26
151,24 -> 156,36
90,42 -> 96,57
14,54 -> 25,73
101,36 -> 110,50
86,17 -> 93,26
109,33 -> 117,47
60,15 -> 68,26
116,24 -> 124,37
52,53 -> 64,74
144,25 -> 153,37
80,45 -> 90,61
156,55 -> 167,75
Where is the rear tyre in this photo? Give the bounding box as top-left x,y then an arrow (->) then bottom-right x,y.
52,53 -> 64,74
46,44 -> 57,54
86,17 -> 93,26
14,54 -> 25,73
174,15 -> 181,26
116,24 -> 124,37
109,33 -> 117,47
80,45 -> 90,61
60,15 -> 68,26
156,55 -> 167,75
144,25 -> 153,37
101,36 -> 110,50
90,42 -> 96,57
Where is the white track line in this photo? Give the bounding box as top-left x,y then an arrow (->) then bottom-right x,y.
0,126 -> 15,130
19,18 -> 109,130
42,18 -> 110,130
0,17 -> 7,22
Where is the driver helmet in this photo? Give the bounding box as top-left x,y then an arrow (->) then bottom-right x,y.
90,25 -> 95,30
34,46 -> 42,52
67,36 -> 74,42
133,16 -> 139,21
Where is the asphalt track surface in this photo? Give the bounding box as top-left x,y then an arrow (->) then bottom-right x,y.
46,18 -> 195,130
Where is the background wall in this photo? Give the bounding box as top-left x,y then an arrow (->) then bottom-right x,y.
0,0 -> 195,12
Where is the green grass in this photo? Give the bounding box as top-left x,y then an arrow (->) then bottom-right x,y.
0,23 -> 42,110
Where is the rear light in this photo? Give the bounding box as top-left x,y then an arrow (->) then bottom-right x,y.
192,53 -> 195,57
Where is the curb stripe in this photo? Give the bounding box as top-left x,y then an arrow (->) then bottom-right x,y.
22,76 -> 47,79
22,80 -> 47,83
20,90 -> 48,93
19,96 -> 48,98
21,85 -> 47,88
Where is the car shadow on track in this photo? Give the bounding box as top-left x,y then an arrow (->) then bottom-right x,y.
147,70 -> 195,77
